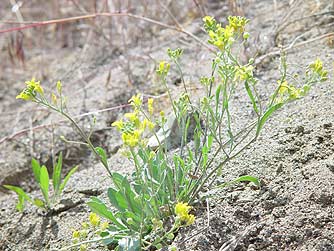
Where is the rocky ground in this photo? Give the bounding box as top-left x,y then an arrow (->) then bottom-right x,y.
0,0 -> 333,250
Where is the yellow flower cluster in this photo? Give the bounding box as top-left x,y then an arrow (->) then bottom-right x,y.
72,213 -> 109,249
203,16 -> 249,51
276,80 -> 309,103
175,202 -> 195,226
89,212 -> 100,227
112,94 -> 155,147
16,78 -> 44,101
156,61 -> 170,77
308,59 -> 328,81
234,65 -> 254,81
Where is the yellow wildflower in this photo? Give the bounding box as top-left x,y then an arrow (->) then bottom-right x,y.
175,202 -> 195,226
141,119 -> 155,131
89,212 -> 100,227
186,214 -> 195,225
309,59 -> 323,73
51,93 -> 57,105
278,80 -> 289,95
26,78 -> 44,95
228,16 -> 249,33
72,230 -> 80,239
129,94 -> 142,107
16,91 -> 33,101
122,130 -> 141,147
125,111 -> 140,127
112,119 -> 124,131
148,98 -> 154,115
157,61 -> 170,76
56,80 -> 62,93
203,16 -> 215,28
234,65 -> 253,81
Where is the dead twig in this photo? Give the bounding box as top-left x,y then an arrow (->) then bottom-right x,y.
0,12 -> 215,53
255,32 -> 334,65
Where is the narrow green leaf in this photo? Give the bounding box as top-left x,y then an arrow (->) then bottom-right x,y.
95,147 -> 108,167
31,158 -> 41,183
52,152 -> 63,194
59,166 -> 78,194
245,81 -> 259,114
215,84 -> 222,115
232,175 -> 260,187
256,103 -> 283,136
39,165 -> 50,207
207,133 -> 214,149
87,197 -> 127,229
4,185 -> 32,212
215,175 -> 260,189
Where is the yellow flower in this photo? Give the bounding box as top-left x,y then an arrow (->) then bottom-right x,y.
148,98 -> 154,115
175,202 -> 195,226
125,111 -> 140,127
309,59 -> 323,73
112,119 -> 124,130
309,59 -> 328,81
141,119 -> 155,131
175,202 -> 191,217
157,61 -> 170,76
186,214 -> 195,225
56,80 -> 62,93
26,78 -> 44,95
72,230 -> 80,239
234,65 -> 253,81
129,94 -> 142,107
203,16 -> 215,28
278,80 -> 289,95
16,78 -> 44,101
122,130 -> 141,147
89,212 -> 100,227
228,16 -> 249,33
16,91 -> 33,100
51,93 -> 57,105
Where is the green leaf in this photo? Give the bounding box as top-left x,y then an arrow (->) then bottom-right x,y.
232,175 -> 260,187
52,152 -> 63,194
108,188 -> 128,212
215,175 -> 260,189
118,237 -> 140,251
33,198 -> 45,208
3,185 -> 32,212
215,84 -> 222,114
256,103 -> 283,136
59,166 -> 78,194
87,197 -> 127,230
245,81 -> 259,114
95,147 -> 108,167
39,165 -> 50,207
31,158 -> 41,183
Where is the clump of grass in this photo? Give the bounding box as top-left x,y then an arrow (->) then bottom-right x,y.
14,15 -> 328,250
4,152 -> 77,212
